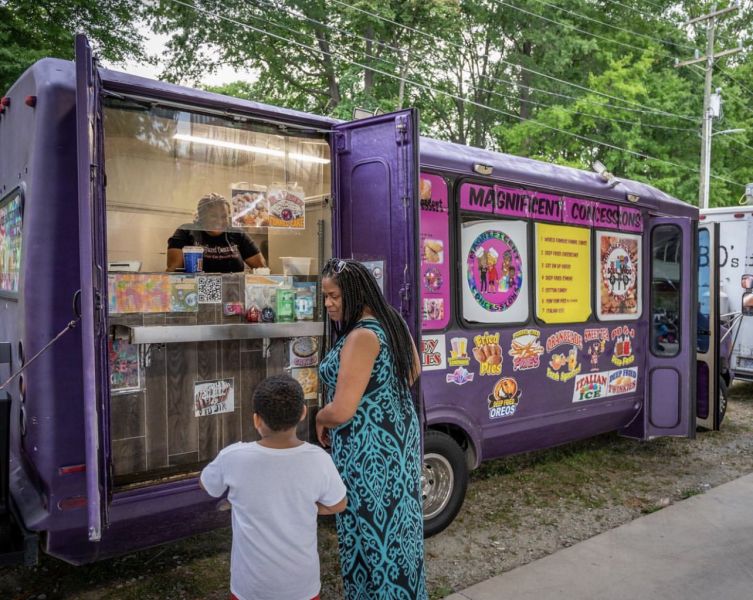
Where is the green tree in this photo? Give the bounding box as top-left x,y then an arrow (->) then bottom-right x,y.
0,0 -> 147,94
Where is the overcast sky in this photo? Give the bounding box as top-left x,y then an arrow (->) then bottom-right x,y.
100,28 -> 257,87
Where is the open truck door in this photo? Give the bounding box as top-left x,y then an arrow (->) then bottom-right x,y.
75,34 -> 111,541
642,216 -> 696,439
697,222 -> 724,430
331,110 -> 420,338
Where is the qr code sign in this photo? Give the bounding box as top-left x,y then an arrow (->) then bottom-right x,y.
198,276 -> 222,304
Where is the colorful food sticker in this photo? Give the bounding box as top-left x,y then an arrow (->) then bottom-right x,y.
597,233 -> 641,320
423,266 -> 443,292
169,274 -> 199,312
472,332 -> 503,376
423,238 -> 444,264
421,334 -> 447,371
488,377 -> 521,419
584,328 -> 609,372
611,325 -> 636,367
545,330 -> 583,382
194,378 -> 234,417
572,371 -> 609,402
508,329 -> 544,371
446,367 -> 475,386
608,368 -> 638,395
423,298 -> 445,323
448,337 -> 470,367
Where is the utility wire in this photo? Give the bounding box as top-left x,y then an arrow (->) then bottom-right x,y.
330,0 -> 699,122
166,0 -> 745,188
526,0 -> 696,51
490,0 -> 679,60
604,0 -> 681,22
254,0 -> 697,133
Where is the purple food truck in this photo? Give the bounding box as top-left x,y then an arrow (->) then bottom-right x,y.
0,35 -> 727,565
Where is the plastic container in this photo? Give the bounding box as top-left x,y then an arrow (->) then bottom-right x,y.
281,256 -> 312,276
295,288 -> 314,321
276,288 -> 296,322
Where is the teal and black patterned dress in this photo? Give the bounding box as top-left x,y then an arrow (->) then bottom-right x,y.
319,318 -> 427,599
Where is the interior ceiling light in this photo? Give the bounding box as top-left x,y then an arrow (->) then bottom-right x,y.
173,133 -> 330,164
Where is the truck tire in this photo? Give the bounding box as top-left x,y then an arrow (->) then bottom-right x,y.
422,430 -> 468,538
718,377 -> 728,427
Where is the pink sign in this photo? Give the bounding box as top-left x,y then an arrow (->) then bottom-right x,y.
461,184 -> 642,232
563,197 -> 594,226
420,173 -> 451,330
459,182 -> 495,213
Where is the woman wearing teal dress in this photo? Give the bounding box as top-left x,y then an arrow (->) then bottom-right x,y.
316,258 -> 426,599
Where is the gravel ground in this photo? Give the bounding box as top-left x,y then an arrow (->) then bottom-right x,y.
3,381 -> 753,600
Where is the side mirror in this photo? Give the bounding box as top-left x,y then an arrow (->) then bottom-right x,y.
742,274 -> 753,290
743,291 -> 753,317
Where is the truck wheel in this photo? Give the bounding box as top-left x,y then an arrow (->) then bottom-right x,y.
422,430 -> 468,537
718,377 -> 728,427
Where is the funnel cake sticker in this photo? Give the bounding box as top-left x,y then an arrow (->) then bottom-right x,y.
508,329 -> 544,371
488,377 -> 521,419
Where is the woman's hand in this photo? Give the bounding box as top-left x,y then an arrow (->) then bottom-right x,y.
316,413 -> 331,447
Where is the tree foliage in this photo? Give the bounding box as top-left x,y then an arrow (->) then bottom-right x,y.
5,0 -> 753,206
0,0 -> 147,95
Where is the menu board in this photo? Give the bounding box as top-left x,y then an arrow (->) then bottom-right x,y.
597,232 -> 641,320
536,223 -> 591,323
419,173 -> 450,330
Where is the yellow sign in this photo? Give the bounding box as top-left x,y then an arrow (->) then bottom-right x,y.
536,224 -> 591,323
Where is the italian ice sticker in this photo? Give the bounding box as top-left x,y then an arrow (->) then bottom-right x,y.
466,230 -> 523,312
488,377 -> 521,419
573,371 -> 609,403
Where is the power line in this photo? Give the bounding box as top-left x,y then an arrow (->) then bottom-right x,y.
165,0 -> 745,189
330,0 -> 699,122
604,0 -> 680,23
490,0 -> 679,60
526,0 -> 696,51
253,0 -> 696,133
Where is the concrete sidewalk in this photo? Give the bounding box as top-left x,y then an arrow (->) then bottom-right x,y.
446,473 -> 753,600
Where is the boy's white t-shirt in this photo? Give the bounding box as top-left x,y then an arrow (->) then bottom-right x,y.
201,441 -> 346,600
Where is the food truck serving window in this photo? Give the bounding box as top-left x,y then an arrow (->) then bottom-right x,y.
102,99 -> 331,486
535,222 -> 591,324
0,188 -> 23,297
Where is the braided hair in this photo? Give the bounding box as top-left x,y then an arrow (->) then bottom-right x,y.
322,258 -> 418,397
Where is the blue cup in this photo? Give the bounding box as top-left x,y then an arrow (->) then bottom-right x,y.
183,246 -> 204,273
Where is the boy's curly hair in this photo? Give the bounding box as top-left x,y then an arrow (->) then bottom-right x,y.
252,375 -> 305,431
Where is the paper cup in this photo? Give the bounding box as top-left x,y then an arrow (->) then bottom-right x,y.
183,246 -> 204,273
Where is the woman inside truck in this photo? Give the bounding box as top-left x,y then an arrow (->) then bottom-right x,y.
166,192 -> 267,272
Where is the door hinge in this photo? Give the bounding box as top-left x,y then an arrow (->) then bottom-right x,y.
89,163 -> 97,182
395,115 -> 408,144
335,132 -> 349,154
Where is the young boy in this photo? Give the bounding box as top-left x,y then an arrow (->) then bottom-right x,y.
200,375 -> 346,600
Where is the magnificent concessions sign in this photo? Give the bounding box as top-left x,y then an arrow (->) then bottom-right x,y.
459,183 -> 643,233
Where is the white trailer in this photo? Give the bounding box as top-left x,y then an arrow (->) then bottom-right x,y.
701,206 -> 753,381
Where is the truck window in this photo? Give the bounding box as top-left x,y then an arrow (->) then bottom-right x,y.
651,225 -> 682,357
